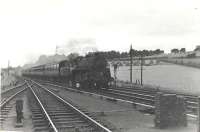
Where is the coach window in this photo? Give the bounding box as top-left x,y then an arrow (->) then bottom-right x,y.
51,65 -> 54,70
52,65 -> 54,70
54,65 -> 56,71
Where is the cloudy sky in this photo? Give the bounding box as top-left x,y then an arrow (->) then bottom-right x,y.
0,0 -> 200,67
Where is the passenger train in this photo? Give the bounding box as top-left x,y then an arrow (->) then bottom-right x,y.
22,53 -> 112,89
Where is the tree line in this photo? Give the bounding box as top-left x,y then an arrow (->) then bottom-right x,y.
171,48 -> 186,53
86,49 -> 164,60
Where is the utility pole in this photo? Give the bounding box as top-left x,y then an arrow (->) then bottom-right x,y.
130,45 -> 133,83
113,63 -> 118,89
140,54 -> 143,86
55,45 -> 59,55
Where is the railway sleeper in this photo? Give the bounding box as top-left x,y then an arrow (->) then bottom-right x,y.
47,110 -> 73,113
1,109 -> 11,113
2,106 -> 12,109
32,110 -> 71,114
32,116 -> 46,120
46,109 -> 72,112
32,113 -> 44,117
107,91 -> 154,102
109,89 -> 154,98
50,115 -> 79,119
33,121 -> 48,127
0,118 -> 5,121
31,108 -> 43,111
34,126 -> 49,132
54,120 -> 85,125
1,106 -> 12,110
51,117 -> 81,122
0,112 -> 9,116
55,124 -> 91,130
0,115 -> 8,118
48,112 -> 76,116
33,119 -> 47,124
42,106 -> 67,110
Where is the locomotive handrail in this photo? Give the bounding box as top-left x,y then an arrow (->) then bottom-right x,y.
26,81 -> 58,132
32,80 -> 113,132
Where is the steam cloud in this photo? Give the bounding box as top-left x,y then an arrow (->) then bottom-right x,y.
58,38 -> 98,55
23,38 -> 98,69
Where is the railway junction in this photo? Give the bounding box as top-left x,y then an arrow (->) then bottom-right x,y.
0,74 -> 198,132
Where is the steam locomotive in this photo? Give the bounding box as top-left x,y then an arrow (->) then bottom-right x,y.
22,53 -> 112,89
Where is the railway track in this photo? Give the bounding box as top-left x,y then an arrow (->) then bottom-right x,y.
112,86 -> 198,113
1,82 -> 27,103
26,80 -> 112,132
0,83 -> 28,127
35,80 -> 198,118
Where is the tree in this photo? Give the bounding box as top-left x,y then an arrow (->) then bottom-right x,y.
171,48 -> 179,53
180,48 -> 186,53
67,53 -> 79,61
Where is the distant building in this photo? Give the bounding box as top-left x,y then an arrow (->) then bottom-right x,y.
193,45 -> 200,57
195,45 -> 200,51
194,50 -> 200,57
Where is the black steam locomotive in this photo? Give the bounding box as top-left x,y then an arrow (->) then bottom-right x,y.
22,53 -> 112,89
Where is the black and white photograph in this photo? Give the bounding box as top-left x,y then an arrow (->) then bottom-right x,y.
0,0 -> 200,131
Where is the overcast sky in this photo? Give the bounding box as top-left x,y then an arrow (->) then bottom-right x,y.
0,0 -> 200,68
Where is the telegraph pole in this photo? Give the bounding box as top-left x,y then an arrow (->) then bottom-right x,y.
140,54 -> 143,86
130,45 -> 133,83
113,63 -> 118,88
55,45 -> 58,55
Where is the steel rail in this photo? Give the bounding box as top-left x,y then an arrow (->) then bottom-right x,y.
115,87 -> 199,109
1,82 -> 26,94
26,81 -> 58,132
106,90 -> 154,102
40,81 -> 198,119
109,88 -> 155,98
0,86 -> 27,108
42,82 -> 155,109
32,80 -> 113,132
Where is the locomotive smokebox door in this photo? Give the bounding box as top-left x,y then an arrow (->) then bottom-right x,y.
15,100 -> 23,127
